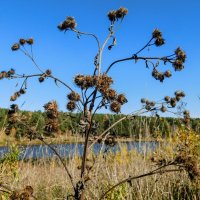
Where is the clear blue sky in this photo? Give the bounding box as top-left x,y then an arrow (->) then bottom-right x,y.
0,0 -> 200,117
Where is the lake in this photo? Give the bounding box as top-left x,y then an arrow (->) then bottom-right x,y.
0,141 -> 157,160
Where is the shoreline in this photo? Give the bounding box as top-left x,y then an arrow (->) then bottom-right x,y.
0,134 -> 158,147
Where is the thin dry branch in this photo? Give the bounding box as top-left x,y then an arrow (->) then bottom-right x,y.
105,55 -> 174,74
100,166 -> 180,199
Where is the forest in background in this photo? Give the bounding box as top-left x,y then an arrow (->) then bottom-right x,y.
1,108 -> 200,141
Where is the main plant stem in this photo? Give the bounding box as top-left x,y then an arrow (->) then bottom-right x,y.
79,27 -> 113,200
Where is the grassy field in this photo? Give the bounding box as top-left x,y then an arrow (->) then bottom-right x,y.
0,136 -> 199,200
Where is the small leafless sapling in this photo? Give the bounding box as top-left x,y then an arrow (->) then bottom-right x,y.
1,7 -> 193,200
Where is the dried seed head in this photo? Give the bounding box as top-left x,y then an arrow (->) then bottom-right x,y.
44,101 -> 58,112
1,71 -> 7,78
141,98 -> 147,104
152,69 -> 159,79
66,101 -> 76,111
45,69 -> 52,75
157,73 -> 165,82
45,120 -> 59,132
10,191 -> 20,199
74,74 -> 85,88
11,43 -> 20,51
85,75 -> 96,88
96,74 -> 113,91
10,95 -> 17,101
8,68 -> 15,76
175,47 -> 186,62
150,101 -> 155,107
186,160 -> 200,180
161,105 -> 167,113
152,29 -> 162,38
108,10 -> 116,22
155,36 -> 165,46
105,136 -> 116,147
146,100 -> 151,105
117,94 -> 128,105
145,104 -> 151,111
164,96 -> 170,102
44,101 -> 59,121
66,16 -> 77,29
19,89 -> 26,94
164,70 -> 172,78
105,89 -> 117,101
19,38 -> 26,45
115,7 -> 128,19
38,76 -> 45,83
15,91 -> 21,97
5,69 -> 15,78
175,154 -> 199,180
26,38 -> 34,45
183,118 -> 190,126
67,92 -> 80,101
58,16 -> 77,31
173,59 -> 184,71
183,110 -> 190,125
57,23 -> 63,30
24,186 -> 34,195
183,110 -> 190,115
7,104 -> 19,125
170,98 -> 177,107
110,101 -> 121,113
19,191 -> 30,200
175,90 -> 185,98
176,95 -> 181,101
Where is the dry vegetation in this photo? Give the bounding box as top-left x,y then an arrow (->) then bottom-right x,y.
0,130 -> 200,200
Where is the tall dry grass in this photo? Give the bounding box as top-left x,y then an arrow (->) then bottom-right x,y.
1,142 -> 199,200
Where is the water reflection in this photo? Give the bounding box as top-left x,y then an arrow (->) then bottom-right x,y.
0,141 -> 157,160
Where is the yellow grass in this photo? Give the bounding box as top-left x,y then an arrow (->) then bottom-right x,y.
1,143 -> 199,200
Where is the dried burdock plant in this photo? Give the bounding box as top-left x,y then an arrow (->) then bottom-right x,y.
9,185 -> 35,200
58,16 -> 77,31
19,38 -> 26,45
26,38 -> 34,45
67,92 -> 81,102
151,129 -> 200,182
1,6 -> 192,200
11,43 -> 20,51
44,101 -> 59,133
66,100 -> 77,112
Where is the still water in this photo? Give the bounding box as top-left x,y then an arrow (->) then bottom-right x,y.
0,141 -> 157,160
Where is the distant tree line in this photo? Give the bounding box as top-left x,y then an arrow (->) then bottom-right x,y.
0,108 -> 200,140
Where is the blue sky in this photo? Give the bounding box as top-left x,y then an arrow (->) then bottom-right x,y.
0,0 -> 200,117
